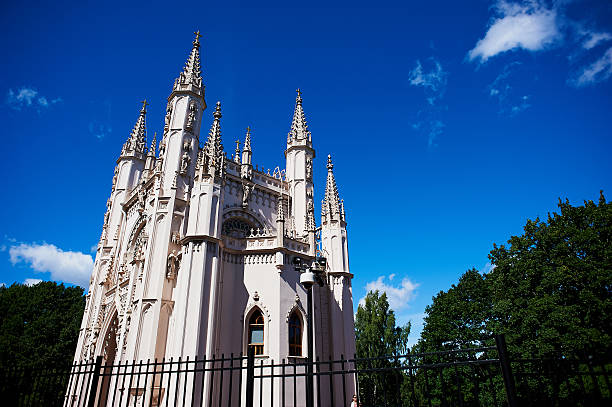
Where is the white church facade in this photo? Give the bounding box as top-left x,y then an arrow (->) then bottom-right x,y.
71,33 -> 356,406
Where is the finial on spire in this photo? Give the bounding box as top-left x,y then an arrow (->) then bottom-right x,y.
193,30 -> 202,47
140,99 -> 149,113
327,154 -> 333,171
213,101 -> 222,119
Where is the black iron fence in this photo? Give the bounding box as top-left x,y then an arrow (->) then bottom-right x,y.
1,335 -> 610,406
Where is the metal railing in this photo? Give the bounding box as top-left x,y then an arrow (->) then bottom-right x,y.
1,335 -> 610,406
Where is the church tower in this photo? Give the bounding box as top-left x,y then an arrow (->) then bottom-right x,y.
72,33 -> 356,407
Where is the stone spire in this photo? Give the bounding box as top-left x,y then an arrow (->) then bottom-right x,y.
203,101 -> 224,178
322,154 -> 342,221
121,100 -> 148,157
241,126 -> 253,181
143,131 -> 157,177
287,89 -> 312,145
148,132 -> 157,157
173,31 -> 204,98
243,126 -> 252,152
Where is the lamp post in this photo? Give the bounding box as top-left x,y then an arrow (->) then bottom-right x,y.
293,256 -> 326,407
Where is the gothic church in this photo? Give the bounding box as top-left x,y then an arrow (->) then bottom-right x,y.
73,32 -> 355,405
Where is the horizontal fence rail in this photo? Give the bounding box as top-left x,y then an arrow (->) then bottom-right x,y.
1,335 -> 610,407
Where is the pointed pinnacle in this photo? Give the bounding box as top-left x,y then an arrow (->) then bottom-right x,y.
125,100 -> 147,156
148,132 -> 157,156
244,126 -> 252,151
288,89 -> 310,141
323,154 -> 341,218
174,32 -> 203,92
204,102 -> 224,177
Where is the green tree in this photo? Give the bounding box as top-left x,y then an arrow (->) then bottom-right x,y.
416,192 -> 612,405
419,192 -> 611,358
488,192 -> 612,359
355,291 -> 411,405
0,280 -> 85,370
418,269 -> 492,353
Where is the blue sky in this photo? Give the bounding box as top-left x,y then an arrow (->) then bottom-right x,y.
1,0 -> 610,345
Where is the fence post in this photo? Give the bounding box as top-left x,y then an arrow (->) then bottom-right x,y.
495,334 -> 517,407
245,346 -> 255,407
86,356 -> 103,407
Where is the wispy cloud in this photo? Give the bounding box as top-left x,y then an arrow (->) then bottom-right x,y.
88,99 -> 113,139
571,47 -> 612,87
5,87 -> 62,111
9,243 -> 93,288
468,1 -> 561,63
408,59 -> 448,105
408,57 -> 448,147
488,61 -> 532,115
582,32 -> 612,50
412,118 -> 445,148
88,121 -> 112,139
360,275 -> 419,313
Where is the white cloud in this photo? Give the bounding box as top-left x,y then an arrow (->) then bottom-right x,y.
572,47 -> 612,86
468,1 -> 561,63
5,87 -> 62,110
583,32 -> 612,50
24,278 -> 43,286
9,243 -> 93,288
361,275 -> 419,313
482,262 -> 497,273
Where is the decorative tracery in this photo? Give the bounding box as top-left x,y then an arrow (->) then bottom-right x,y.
222,217 -> 256,238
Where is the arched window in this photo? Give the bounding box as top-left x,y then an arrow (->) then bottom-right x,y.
248,310 -> 264,355
288,312 -> 302,356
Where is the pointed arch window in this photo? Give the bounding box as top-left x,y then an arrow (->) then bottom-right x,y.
288,312 -> 302,356
248,310 -> 264,355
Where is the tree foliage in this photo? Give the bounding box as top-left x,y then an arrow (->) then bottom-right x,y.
419,192 -> 611,358
355,290 -> 411,405
413,192 -> 612,405
0,281 -> 85,370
